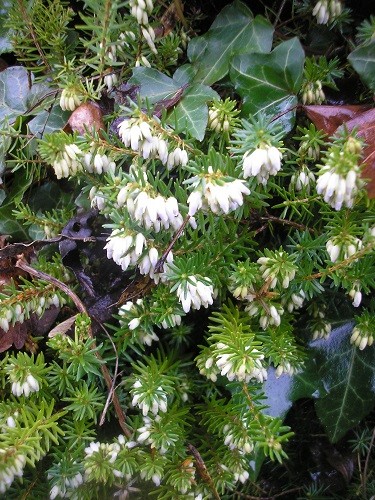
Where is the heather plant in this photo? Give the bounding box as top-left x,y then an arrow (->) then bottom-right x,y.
0,0 -> 374,498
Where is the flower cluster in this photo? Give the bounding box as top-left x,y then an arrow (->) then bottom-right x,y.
257,249 -> 297,289
100,43 -> 118,90
129,0 -> 153,25
89,186 -> 106,210
326,235 -> 362,262
131,380 -> 168,416
222,422 -> 254,454
283,290 -> 306,313
301,80 -> 325,104
117,181 -> 183,232
275,361 -> 299,378
0,293 -> 63,333
118,299 -> 159,346
242,146 -> 282,185
207,98 -> 240,134
84,441 -> 121,482
196,350 -> 220,382
83,152 -> 116,175
290,167 -> 315,192
49,470 -> 83,499
313,0 -> 342,25
215,342 -> 267,383
0,454 -> 26,494
175,275 -> 214,313
59,88 -> 82,111
11,373 -> 39,397
246,301 -> 284,329
117,117 -> 188,168
186,166 -> 250,216
220,463 -> 249,484
141,25 -> 157,54
350,312 -> 375,350
316,135 -> 364,211
52,144 -> 83,179
105,228 -> 172,279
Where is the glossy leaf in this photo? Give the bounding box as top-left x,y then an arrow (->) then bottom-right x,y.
129,67 -> 218,140
167,83 -> 219,141
0,66 -> 30,125
348,41 -> 375,92
312,322 -> 375,442
130,67 -> 180,103
263,323 -> 375,442
28,105 -> 70,138
230,37 -> 304,128
188,1 -> 273,86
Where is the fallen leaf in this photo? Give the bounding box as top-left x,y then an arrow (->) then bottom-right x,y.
303,104 -> 375,198
303,104 -> 372,136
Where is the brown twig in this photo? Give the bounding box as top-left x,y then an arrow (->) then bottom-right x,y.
154,215 -> 191,273
187,444 -> 221,500
99,323 -> 120,427
259,215 -> 312,232
235,486 -> 301,499
15,254 -> 132,438
304,241 -> 375,281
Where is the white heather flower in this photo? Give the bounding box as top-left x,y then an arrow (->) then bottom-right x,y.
187,166 -> 250,216
10,373 -> 39,398
243,145 -> 282,185
222,423 -> 254,454
59,88 -> 82,111
351,326 -> 374,350
290,168 -> 315,192
285,290 -> 306,313
316,167 -> 360,211
312,321 -> 331,340
348,282 -> 362,308
215,344 -> 267,383
275,361 -> 300,378
0,454 -> 26,494
105,229 -> 148,272
176,276 -> 214,313
53,144 -> 83,179
326,236 -> 362,263
312,0 -> 329,24
83,152 -> 116,174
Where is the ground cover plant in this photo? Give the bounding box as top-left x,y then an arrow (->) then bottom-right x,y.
0,0 -> 374,498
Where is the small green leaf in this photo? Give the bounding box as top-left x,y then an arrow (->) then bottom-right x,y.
167,84 -> 219,141
348,41 -> 375,92
230,37 -> 304,128
188,1 -> 273,85
0,66 -> 31,125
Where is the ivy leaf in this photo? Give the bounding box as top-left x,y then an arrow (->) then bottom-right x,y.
129,67 -> 218,140
0,66 -> 31,125
28,105 -> 71,138
263,322 -> 375,443
188,2 -> 273,85
130,67 -> 180,103
167,84 -> 219,141
230,37 -> 305,130
348,41 -> 375,92
312,322 -> 375,442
